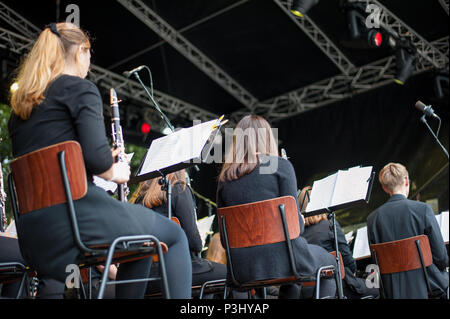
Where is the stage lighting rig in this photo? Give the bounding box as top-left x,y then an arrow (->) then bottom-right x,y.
290,0 -> 319,18
342,1 -> 384,49
393,40 -> 416,85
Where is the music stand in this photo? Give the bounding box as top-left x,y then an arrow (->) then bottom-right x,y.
130,119 -> 225,218
304,166 -> 375,299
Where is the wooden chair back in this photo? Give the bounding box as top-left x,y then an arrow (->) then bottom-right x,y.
10,141 -> 87,215
217,196 -> 300,249
369,235 -> 433,274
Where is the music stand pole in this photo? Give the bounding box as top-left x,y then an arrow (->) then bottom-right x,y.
158,171 -> 172,219
327,208 -> 345,299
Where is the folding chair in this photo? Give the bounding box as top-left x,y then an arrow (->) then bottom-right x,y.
215,196 -> 338,299
8,141 -> 170,299
0,262 -> 29,298
370,235 -> 443,299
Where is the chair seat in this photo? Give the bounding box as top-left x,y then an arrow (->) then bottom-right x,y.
81,242 -> 169,266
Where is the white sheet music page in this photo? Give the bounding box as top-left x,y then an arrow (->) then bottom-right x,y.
197,215 -> 215,250
331,166 -> 373,208
139,119 -> 219,176
353,226 -> 370,259
436,211 -> 449,243
305,173 -> 338,213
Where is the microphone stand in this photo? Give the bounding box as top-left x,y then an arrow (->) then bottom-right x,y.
132,68 -> 200,222
420,115 -> 449,159
132,71 -> 175,133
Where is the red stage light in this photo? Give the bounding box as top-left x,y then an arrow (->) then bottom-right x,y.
374,32 -> 382,47
140,122 -> 151,134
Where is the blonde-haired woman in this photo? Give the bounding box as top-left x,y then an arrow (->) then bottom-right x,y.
8,23 -> 192,299
217,115 -> 337,299
131,169 -> 227,296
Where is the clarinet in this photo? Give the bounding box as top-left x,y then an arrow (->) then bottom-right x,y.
0,162 -> 7,232
110,88 -> 129,202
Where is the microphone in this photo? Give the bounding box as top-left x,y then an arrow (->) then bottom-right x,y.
415,101 -> 438,118
123,65 -> 145,78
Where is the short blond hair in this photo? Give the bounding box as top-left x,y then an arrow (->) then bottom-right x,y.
379,162 -> 409,193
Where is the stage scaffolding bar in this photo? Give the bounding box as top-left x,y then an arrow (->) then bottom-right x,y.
232,37 -> 448,123
0,6 -> 219,123
349,0 -> 448,69
274,0 -> 355,75
116,0 -> 258,111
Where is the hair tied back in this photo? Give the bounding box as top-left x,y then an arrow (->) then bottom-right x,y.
46,23 -> 61,38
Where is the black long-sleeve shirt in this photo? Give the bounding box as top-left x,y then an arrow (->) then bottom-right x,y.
302,219 -> 357,273
136,183 -> 203,254
8,75 -> 113,179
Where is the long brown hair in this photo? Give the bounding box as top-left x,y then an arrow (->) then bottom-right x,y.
219,115 -> 279,182
130,170 -> 187,208
11,22 -> 90,120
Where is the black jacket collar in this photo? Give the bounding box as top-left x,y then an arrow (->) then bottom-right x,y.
388,194 -> 407,202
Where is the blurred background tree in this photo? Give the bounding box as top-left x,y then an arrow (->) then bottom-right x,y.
0,103 -> 13,224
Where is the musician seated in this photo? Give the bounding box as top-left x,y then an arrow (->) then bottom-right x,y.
367,162 -> 449,299
299,187 -> 378,299
132,169 -> 227,298
0,231 -> 65,299
216,115 -> 337,299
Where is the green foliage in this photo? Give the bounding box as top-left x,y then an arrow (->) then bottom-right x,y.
125,142 -> 148,197
0,103 -> 13,224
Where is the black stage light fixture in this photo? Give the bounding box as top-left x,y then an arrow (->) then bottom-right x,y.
343,2 -> 384,49
290,0 -> 319,18
434,71 -> 449,99
394,46 -> 416,85
367,29 -> 383,48
346,8 -> 361,39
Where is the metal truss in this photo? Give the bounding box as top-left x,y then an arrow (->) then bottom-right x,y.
349,0 -> 448,69
244,37 -> 448,123
439,0 -> 449,15
0,2 -> 41,38
274,0 -> 355,75
0,6 -> 219,123
116,0 -> 258,111
88,64 -> 219,122
0,27 -> 33,54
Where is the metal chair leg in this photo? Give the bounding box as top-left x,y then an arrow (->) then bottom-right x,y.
97,235 -> 170,299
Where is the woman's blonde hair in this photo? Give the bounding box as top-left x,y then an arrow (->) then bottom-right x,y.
11,22 -> 90,120
379,162 -> 409,193
219,115 -> 279,182
130,170 -> 187,208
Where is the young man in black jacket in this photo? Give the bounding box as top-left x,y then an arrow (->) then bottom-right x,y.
367,162 -> 448,299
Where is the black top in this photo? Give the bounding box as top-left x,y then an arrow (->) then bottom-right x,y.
7,74 -> 158,281
8,74 -> 113,179
217,155 -> 305,234
217,156 -> 338,283
302,219 -> 357,273
367,194 -> 448,298
136,183 -> 203,254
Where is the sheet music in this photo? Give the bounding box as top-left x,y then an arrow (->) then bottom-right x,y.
197,215 -> 215,250
139,119 -> 219,176
331,166 -> 373,207
345,231 -> 354,244
436,211 -> 449,243
352,212 -> 449,260
352,226 -> 370,260
305,173 -> 337,213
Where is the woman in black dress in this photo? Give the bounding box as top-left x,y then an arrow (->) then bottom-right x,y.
216,115 -> 337,299
8,22 -> 192,299
132,169 -> 227,296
